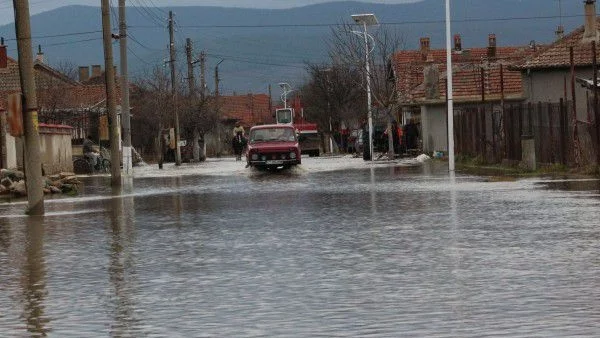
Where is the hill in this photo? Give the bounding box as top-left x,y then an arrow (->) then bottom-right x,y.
0,0 -> 586,94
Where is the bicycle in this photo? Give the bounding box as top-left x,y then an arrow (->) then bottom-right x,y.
73,151 -> 111,175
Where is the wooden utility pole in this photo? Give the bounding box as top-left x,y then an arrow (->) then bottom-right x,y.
101,0 -> 122,186
199,51 -> 206,101
119,0 -> 132,175
13,0 -> 44,215
268,84 -> 272,118
186,38 -> 195,97
169,11 -> 181,165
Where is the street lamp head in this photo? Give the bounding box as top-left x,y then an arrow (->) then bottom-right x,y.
351,13 -> 378,26
278,82 -> 291,91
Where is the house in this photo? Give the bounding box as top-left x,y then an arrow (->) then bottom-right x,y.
201,93 -> 271,156
391,34 -> 535,153
218,93 -> 271,129
0,47 -> 120,173
510,0 -> 600,122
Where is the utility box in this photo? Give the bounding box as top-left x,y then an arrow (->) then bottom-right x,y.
7,93 -> 23,137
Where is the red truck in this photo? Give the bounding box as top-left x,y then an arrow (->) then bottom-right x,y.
274,97 -> 321,157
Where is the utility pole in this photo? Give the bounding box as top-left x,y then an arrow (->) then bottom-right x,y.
268,84 -> 272,119
169,11 -> 181,165
186,38 -> 195,97
199,51 -> 206,101
13,0 -> 44,215
101,0 -> 121,186
215,59 -> 223,157
119,0 -> 132,175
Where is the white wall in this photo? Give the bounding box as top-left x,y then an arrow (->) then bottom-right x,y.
421,104 -> 448,153
524,68 -> 593,120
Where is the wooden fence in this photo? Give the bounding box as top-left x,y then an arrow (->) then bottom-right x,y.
454,100 -> 599,167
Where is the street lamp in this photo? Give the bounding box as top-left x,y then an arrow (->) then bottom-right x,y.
278,82 -> 293,108
351,13 -> 378,161
445,0 -> 455,171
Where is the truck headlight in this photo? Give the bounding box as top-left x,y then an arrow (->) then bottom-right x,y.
251,153 -> 258,160
289,152 -> 296,159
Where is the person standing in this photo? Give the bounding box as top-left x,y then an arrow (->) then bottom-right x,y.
404,118 -> 419,151
82,135 -> 100,168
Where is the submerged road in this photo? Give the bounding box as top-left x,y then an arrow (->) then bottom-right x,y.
1,157 -> 599,337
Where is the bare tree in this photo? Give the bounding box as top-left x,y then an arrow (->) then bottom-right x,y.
130,66 -> 173,165
303,22 -> 405,156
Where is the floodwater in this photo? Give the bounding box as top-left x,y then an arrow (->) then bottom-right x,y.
1,157 -> 599,337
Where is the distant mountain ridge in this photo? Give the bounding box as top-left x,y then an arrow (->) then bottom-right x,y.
0,0 -> 587,93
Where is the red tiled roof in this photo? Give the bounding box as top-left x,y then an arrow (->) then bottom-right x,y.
511,19 -> 600,70
219,94 -> 271,127
392,44 -> 534,104
0,56 -> 121,110
410,63 -> 525,103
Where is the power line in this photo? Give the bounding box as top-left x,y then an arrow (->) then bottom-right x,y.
4,30 -> 103,41
205,53 -> 306,69
130,13 -> 586,29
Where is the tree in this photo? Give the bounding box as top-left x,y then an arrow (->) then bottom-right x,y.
130,66 -> 173,165
303,23 -> 405,156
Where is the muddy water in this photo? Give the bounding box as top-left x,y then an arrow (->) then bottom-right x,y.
1,162 -> 599,337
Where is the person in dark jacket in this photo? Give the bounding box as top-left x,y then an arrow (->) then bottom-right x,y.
361,119 -> 371,161
404,118 -> 419,151
232,130 -> 247,161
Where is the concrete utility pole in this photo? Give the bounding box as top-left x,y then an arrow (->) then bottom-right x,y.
169,11 -> 182,165
215,59 -> 223,156
13,0 -> 44,215
186,38 -> 195,97
199,51 -> 206,101
119,0 -> 132,175
101,0 -> 122,186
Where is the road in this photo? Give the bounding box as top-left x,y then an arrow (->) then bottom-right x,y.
1,156 -> 599,337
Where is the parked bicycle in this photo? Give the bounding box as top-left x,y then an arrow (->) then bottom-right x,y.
73,149 -> 111,175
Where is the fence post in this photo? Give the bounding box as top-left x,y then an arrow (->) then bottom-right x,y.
537,101 -> 543,162
505,104 -> 511,160
482,104 -> 487,162
548,103 -> 554,163
492,106 -> 497,162
559,98 -> 567,165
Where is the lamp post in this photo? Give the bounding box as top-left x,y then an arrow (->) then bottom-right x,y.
445,0 -> 455,171
351,13 -> 378,161
278,82 -> 292,108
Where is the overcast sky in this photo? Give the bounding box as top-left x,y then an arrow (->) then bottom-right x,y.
0,0 -> 420,25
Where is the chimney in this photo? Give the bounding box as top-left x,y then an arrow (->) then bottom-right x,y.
420,37 -> 430,60
423,63 -> 440,99
556,25 -> 565,40
0,37 -> 6,69
91,64 -> 102,78
487,34 -> 497,58
79,66 -> 90,82
583,0 -> 600,43
35,45 -> 44,63
454,34 -> 462,52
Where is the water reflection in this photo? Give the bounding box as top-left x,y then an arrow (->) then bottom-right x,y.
21,217 -> 49,337
106,187 -> 138,337
1,163 -> 600,336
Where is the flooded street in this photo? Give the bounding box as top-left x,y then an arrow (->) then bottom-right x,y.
1,157 -> 599,337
